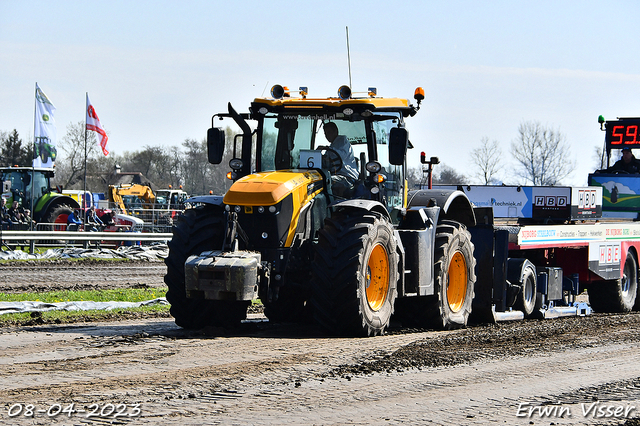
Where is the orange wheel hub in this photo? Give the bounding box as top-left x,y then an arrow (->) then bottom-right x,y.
447,251 -> 468,312
365,244 -> 390,311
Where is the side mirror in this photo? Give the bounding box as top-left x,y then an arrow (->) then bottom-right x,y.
207,128 -> 225,164
389,127 -> 408,166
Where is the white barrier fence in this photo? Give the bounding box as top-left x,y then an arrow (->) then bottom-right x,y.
1,230 -> 172,244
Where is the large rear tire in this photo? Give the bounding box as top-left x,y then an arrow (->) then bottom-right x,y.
311,211 -> 398,336
396,220 -> 476,330
44,205 -> 73,231
164,206 -> 249,329
589,250 -> 638,313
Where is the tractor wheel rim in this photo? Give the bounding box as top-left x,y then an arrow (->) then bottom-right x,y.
366,244 -> 390,312
54,214 -> 69,231
447,251 -> 468,313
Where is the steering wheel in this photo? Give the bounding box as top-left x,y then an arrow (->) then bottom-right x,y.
316,146 -> 343,174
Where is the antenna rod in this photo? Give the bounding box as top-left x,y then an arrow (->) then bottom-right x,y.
346,26 -> 352,89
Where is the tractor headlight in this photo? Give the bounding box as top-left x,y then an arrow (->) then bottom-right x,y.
366,161 -> 382,173
229,158 -> 243,170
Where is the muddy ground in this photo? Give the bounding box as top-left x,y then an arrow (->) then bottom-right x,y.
0,259 -> 167,293
1,259 -> 640,425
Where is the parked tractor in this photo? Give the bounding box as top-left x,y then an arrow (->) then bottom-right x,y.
1,166 -> 80,229
164,85 -> 477,336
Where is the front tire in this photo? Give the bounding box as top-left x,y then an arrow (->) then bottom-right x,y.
311,211 -> 399,336
164,206 -> 249,329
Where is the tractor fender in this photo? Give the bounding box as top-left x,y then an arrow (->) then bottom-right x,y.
36,195 -> 80,223
406,189 -> 476,228
184,195 -> 225,207
331,199 -> 391,221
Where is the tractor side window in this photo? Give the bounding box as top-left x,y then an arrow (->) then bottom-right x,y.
261,116 -> 278,171
373,113 -> 404,211
31,172 -> 48,198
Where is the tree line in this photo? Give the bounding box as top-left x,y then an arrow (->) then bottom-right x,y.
1,119 -> 582,196
408,120 -> 578,188
0,122 -> 237,196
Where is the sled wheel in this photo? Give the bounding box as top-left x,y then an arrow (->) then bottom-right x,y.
590,250 -> 638,313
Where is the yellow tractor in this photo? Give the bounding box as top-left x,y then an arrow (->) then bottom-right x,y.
164,85 -> 477,336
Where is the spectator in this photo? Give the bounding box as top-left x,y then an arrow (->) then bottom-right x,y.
66,209 -> 83,231
605,148 -> 640,174
86,205 -> 104,231
7,201 -> 26,224
0,198 -> 12,229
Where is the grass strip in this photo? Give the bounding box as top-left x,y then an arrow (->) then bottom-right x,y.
0,287 -> 168,303
0,287 -> 170,327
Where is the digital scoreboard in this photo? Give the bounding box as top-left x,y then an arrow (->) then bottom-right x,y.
605,118 -> 640,150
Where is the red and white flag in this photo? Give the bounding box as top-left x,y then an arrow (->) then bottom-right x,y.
86,94 -> 109,156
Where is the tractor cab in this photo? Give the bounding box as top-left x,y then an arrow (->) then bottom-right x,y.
1,167 -> 51,210
208,85 -> 423,218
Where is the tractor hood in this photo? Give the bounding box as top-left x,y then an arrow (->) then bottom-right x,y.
223,170 -> 324,206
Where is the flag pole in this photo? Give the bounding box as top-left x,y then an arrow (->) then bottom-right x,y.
30,84 -> 37,234
83,93 -> 88,226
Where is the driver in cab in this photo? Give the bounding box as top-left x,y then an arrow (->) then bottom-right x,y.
322,122 -> 359,197
603,147 -> 640,174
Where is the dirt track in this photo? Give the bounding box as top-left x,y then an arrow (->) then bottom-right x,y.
0,260 -> 166,293
1,260 -> 640,425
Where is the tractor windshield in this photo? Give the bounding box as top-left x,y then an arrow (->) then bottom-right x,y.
258,112 -> 405,210
2,170 -> 49,209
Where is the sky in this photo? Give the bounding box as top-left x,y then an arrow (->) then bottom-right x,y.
2,0 -> 640,186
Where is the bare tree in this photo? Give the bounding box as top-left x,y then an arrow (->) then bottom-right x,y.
181,138 -> 212,195
593,145 -> 607,171
406,166 -> 423,190
470,137 -> 502,184
511,121 -> 575,185
433,164 -> 466,185
56,121 -> 100,188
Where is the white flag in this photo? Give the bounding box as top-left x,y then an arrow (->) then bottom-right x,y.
86,94 -> 109,156
33,83 -> 57,168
